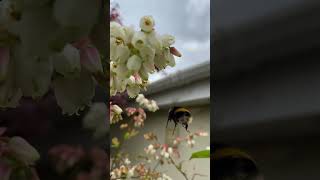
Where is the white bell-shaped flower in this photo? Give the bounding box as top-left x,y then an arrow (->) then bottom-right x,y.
161,34 -> 175,47
127,55 -> 142,71
51,44 -> 81,79
53,70 -> 95,115
12,7 -> 59,59
139,16 -> 155,32
127,85 -> 140,98
83,102 -> 108,138
146,31 -> 162,54
14,45 -> 53,98
8,136 -> 40,165
131,31 -> 147,49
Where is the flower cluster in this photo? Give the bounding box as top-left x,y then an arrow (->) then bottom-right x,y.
173,131 -> 209,148
110,16 -> 181,98
0,0 -> 104,115
125,107 -> 146,127
110,161 -> 173,180
143,141 -> 178,165
110,162 -> 136,179
136,94 -> 159,112
143,131 -> 209,163
110,1 -> 122,25
48,144 -> 86,174
82,102 -> 108,138
110,103 -> 123,124
0,127 -> 40,180
48,145 -> 107,180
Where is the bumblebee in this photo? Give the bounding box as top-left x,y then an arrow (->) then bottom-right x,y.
213,143 -> 264,180
167,106 -> 193,135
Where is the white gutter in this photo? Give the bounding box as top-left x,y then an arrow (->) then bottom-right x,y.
143,60 -> 211,108
145,60 -> 210,95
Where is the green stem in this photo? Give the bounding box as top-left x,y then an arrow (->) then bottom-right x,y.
169,156 -> 189,180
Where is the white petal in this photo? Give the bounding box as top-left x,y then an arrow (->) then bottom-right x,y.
13,7 -> 59,58
8,137 -> 40,165
127,55 -> 142,71
53,70 -> 95,115
127,85 -> 140,98
146,31 -> 162,53
132,31 -> 147,49
14,46 -> 53,98
51,44 -> 81,79
161,34 -> 175,47
83,102 -> 108,138
164,50 -> 175,67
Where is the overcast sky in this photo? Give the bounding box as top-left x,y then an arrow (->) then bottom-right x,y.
112,0 -> 210,82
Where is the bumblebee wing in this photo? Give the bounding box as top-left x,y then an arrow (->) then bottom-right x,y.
167,107 -> 174,128
166,117 -> 171,128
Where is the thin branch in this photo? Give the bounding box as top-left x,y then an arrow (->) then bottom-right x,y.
153,161 -> 160,171
169,156 -> 189,180
191,173 -> 207,180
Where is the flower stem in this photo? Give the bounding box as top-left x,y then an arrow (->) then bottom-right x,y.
169,156 -> 189,180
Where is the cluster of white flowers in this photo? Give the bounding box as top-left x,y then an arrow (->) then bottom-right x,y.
160,145 -> 173,159
136,94 -> 159,112
110,165 -> 136,179
0,0 -> 103,115
144,143 -> 175,161
157,173 -> 173,180
145,144 -> 156,155
110,16 -> 181,98
82,102 -> 108,138
110,104 -> 123,124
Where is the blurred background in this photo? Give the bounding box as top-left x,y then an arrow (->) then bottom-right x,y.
213,0 -> 320,179
0,87 -> 107,179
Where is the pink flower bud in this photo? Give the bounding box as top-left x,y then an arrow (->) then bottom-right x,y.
80,45 -> 103,74
73,38 -> 103,74
170,47 -> 181,57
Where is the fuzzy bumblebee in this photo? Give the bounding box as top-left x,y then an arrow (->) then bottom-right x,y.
167,106 -> 193,135
213,143 -> 263,180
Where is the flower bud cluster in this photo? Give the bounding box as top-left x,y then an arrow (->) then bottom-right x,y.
110,104 -> 123,124
136,94 -> 159,112
0,127 -> 40,179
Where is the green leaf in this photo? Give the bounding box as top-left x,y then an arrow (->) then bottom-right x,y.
124,132 -> 130,140
189,150 -> 210,160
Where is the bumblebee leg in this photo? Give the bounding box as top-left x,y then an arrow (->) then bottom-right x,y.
166,118 -> 170,128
